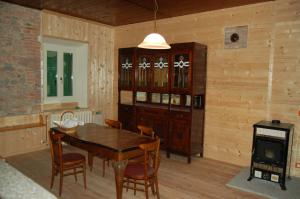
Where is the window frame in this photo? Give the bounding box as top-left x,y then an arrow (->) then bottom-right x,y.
42,38 -> 88,107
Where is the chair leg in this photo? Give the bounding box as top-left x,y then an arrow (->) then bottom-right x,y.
102,159 -> 105,177
151,178 -> 155,195
123,178 -> 129,192
88,152 -> 94,171
74,168 -> 77,182
155,176 -> 160,199
134,179 -> 137,195
83,164 -> 87,189
145,179 -> 149,199
50,165 -> 55,189
107,159 -> 109,167
59,171 -> 63,196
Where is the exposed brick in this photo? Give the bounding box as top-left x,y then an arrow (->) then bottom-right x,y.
0,1 -> 41,116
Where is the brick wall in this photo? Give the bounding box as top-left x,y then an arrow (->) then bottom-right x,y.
0,2 -> 41,116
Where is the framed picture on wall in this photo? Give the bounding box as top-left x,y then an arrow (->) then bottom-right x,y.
171,94 -> 181,105
151,93 -> 161,103
162,94 -> 169,104
136,91 -> 147,102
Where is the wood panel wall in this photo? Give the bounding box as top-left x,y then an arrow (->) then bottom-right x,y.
270,0 -> 300,176
0,113 -> 48,157
42,10 -> 115,120
115,0 -> 300,176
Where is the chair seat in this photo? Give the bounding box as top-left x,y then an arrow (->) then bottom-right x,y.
124,163 -> 154,180
62,153 -> 85,166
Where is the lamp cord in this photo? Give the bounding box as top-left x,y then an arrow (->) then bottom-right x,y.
154,0 -> 158,32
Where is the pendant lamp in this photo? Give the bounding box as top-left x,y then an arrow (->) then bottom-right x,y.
138,0 -> 171,49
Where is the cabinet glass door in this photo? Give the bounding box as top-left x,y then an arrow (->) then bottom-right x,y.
120,56 -> 133,88
173,54 -> 190,89
153,55 -> 168,89
137,56 -> 151,88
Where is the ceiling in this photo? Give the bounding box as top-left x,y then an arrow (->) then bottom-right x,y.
3,0 -> 273,26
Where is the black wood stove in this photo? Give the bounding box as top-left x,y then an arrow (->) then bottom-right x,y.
248,120 -> 294,190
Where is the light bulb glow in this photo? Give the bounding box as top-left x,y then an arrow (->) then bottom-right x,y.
138,33 -> 171,49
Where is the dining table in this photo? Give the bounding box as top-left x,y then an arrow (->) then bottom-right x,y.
51,123 -> 154,199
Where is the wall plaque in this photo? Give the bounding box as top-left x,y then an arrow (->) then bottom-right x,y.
224,25 -> 248,49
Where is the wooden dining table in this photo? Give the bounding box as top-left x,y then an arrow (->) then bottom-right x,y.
51,123 -> 154,199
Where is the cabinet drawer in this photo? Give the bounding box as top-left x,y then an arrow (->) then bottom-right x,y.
170,111 -> 191,120
136,107 -> 168,117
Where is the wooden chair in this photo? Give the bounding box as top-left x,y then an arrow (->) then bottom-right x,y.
105,118 -> 122,129
137,125 -> 155,138
131,125 -> 156,163
88,119 -> 122,176
123,138 -> 161,199
49,132 -> 86,196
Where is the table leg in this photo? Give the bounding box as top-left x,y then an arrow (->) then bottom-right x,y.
112,160 -> 128,199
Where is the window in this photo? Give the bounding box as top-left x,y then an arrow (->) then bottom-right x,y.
43,38 -> 88,107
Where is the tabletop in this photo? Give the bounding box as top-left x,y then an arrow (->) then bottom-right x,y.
52,123 -> 154,152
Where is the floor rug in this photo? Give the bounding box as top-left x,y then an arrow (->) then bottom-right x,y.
226,167 -> 300,199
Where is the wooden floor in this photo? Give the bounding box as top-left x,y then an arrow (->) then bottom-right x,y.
6,146 -> 264,199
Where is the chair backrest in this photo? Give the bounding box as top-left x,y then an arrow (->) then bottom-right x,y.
137,125 -> 155,138
49,132 -> 64,166
139,138 -> 160,177
105,119 -> 122,129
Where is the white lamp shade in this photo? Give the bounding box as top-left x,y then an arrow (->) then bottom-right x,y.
138,33 -> 171,49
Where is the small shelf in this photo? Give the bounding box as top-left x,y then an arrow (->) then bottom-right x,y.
169,107 -> 191,112
135,103 -> 169,110
0,123 -> 45,132
0,115 -> 46,132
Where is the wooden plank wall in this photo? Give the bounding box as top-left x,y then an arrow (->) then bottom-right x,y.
42,10 -> 115,120
115,0 -> 300,176
0,114 -> 48,157
270,0 -> 300,176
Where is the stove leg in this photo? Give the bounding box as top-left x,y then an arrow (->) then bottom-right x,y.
280,184 -> 286,190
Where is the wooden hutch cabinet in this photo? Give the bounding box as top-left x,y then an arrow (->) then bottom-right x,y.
118,42 -> 207,163
118,48 -> 136,131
